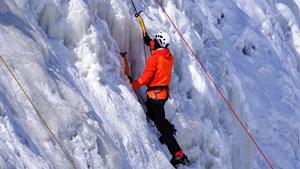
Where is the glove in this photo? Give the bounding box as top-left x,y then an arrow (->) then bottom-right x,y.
131,79 -> 143,88
143,32 -> 151,46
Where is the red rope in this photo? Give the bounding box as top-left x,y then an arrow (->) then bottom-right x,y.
155,1 -> 275,169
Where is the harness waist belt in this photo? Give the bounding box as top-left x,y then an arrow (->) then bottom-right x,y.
147,86 -> 169,92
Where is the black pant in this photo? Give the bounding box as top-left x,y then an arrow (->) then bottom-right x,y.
146,99 -> 182,156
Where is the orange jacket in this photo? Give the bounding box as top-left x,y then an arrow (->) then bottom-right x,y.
132,48 -> 174,89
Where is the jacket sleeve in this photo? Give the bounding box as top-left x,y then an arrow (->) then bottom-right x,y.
132,56 -> 157,88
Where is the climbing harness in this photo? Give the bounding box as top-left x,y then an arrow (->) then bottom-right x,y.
146,86 -> 169,100
153,1 -> 275,169
0,55 -> 78,169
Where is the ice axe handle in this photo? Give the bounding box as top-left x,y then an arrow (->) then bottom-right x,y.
135,13 -> 147,36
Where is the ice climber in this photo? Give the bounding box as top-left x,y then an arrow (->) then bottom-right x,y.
131,31 -> 190,167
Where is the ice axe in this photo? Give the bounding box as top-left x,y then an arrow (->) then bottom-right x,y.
130,0 -> 147,36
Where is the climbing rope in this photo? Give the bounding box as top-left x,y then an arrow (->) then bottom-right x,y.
0,55 -> 78,169
154,1 -> 275,169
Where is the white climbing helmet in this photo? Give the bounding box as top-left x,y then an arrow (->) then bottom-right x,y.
154,31 -> 171,48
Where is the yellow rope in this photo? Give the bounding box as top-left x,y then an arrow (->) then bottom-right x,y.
0,55 -> 78,169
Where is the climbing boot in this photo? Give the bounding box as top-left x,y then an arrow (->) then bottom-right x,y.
170,151 -> 190,168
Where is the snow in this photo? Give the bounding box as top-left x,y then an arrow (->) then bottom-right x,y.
0,0 -> 300,169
